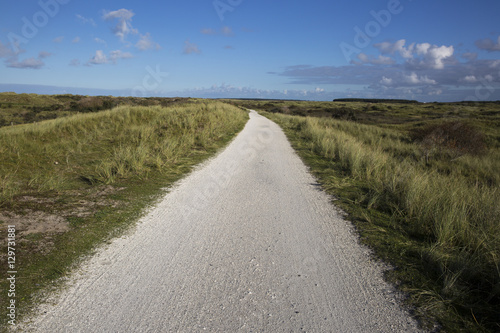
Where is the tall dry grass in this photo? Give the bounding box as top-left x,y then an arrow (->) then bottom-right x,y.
0,101 -> 247,202
270,113 -> 500,329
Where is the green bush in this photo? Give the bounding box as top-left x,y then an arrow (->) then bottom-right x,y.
411,121 -> 486,162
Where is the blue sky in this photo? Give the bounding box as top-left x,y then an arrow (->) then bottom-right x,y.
1,0 -> 500,101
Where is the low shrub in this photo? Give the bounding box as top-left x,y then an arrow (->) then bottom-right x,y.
410,121 -> 486,162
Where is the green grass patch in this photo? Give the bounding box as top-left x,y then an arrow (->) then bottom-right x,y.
262,111 -> 499,333
0,100 -> 248,330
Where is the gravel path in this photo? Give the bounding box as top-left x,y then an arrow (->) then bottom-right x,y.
19,111 -> 423,332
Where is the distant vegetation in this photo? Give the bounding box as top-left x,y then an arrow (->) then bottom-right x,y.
0,92 -> 193,127
247,99 -> 500,333
333,98 -> 420,104
229,98 -> 500,126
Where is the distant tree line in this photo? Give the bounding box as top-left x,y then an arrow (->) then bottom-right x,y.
333,98 -> 420,104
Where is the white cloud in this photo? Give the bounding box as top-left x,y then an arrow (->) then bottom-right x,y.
102,9 -> 138,42
88,50 -> 107,65
177,84 -> 330,100
354,53 -> 395,65
0,41 -> 15,58
109,50 -> 133,63
200,26 -> 234,37
38,51 -> 52,59
7,57 -> 44,69
404,73 -> 436,85
53,36 -> 64,43
373,41 -> 393,54
375,40 -> 454,69
136,33 -> 161,51
94,38 -> 107,47
415,43 -> 431,55
461,74 -> 495,84
221,26 -> 233,36
428,89 -> 443,96
1,45 -> 50,69
72,37 -> 81,43
69,59 -> 80,67
380,76 -> 393,86
490,60 -> 500,69
375,39 -> 414,58
462,75 -> 477,83
421,45 -> 454,69
87,49 -> 133,65
403,43 -> 454,70
379,73 -> 436,87
76,14 -> 96,27
201,28 -> 217,35
101,9 -> 159,52
184,40 -> 201,54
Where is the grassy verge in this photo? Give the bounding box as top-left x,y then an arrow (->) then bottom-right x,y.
263,111 -> 499,332
0,101 -> 248,330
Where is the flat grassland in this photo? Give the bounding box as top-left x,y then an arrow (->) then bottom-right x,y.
0,93 -> 248,329
230,99 -> 500,333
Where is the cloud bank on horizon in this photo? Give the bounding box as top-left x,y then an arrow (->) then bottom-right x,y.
276,38 -> 500,101
0,0 -> 499,102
